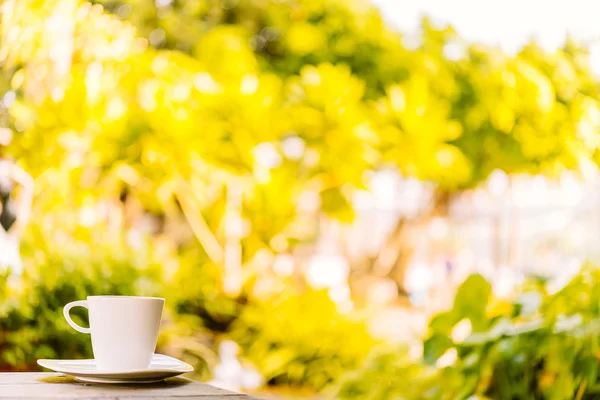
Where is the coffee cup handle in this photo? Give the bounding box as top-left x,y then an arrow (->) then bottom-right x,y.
63,300 -> 91,334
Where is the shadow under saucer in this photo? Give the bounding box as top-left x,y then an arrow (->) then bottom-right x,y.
37,375 -> 192,387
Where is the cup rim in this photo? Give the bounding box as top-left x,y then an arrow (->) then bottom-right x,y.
87,295 -> 165,301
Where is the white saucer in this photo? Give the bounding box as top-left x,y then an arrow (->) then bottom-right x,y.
37,354 -> 194,383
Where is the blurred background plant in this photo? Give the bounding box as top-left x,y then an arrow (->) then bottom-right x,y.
336,266 -> 600,399
2,0 -> 600,398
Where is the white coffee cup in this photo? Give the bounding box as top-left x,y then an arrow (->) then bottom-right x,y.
63,296 -> 165,371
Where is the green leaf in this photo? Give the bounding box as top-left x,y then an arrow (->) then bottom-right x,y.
429,311 -> 460,336
423,334 -> 453,365
453,274 -> 492,328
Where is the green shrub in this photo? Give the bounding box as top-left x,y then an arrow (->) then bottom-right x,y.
229,289 -> 376,391
337,266 -> 600,400
336,346 -> 466,400
166,248 -> 378,390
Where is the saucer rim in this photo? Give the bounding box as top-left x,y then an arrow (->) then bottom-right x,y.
37,353 -> 193,377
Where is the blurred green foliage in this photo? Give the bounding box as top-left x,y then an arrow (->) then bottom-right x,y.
337,267 -> 600,399
94,0 -> 600,189
230,289 -> 375,389
4,0 -> 600,222
336,347 -> 456,400
1,0 -> 600,394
